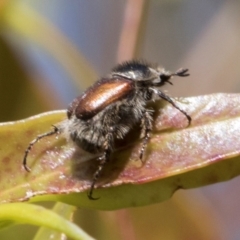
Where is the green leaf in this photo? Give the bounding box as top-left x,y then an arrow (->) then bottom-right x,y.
0,203 -> 95,240
33,203 -> 79,240
0,220 -> 15,230
0,94 -> 240,209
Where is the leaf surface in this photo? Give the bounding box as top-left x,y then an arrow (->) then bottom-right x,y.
0,94 -> 240,209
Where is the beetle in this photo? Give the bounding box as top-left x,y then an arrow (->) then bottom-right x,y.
23,60 -> 191,200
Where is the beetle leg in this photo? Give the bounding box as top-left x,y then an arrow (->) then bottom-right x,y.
155,90 -> 191,126
23,125 -> 59,172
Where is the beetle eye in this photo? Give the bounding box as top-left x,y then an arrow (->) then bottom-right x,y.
159,72 -> 171,83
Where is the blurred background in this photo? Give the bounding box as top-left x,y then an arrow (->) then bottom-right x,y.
0,0 -> 240,239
